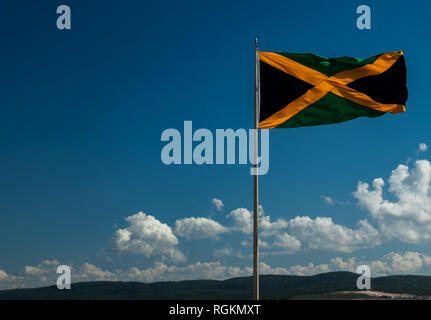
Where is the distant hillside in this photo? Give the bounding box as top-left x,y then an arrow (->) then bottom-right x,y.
1,271 -> 431,300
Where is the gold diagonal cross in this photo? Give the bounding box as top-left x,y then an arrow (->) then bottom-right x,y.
258,51 -> 405,129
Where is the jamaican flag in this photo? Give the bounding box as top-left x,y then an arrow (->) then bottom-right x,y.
258,51 -> 408,129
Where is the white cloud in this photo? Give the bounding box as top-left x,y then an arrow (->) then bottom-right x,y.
0,260 -> 118,290
407,143 -> 428,164
239,239 -> 270,251
3,259 -> 312,288
244,261 -> 330,277
123,260 -> 334,281
211,198 -> 224,211
240,240 -> 249,247
260,216 -> 289,237
320,195 -> 335,205
260,251 -> 431,277
23,260 -> 60,284
331,251 -> 431,276
175,217 -> 229,240
330,256 -> 357,271
213,247 -> 233,257
287,216 -> 380,253
320,195 -> 349,206
259,240 -> 270,249
273,233 -> 301,253
227,208 -> 253,234
114,212 -> 185,262
373,251 -> 431,275
24,266 -> 46,277
213,247 -> 245,259
77,263 -> 116,281
280,262 -> 330,276
354,160 -> 431,243
3,251 -> 431,289
124,261 -> 248,282
227,207 -> 288,237
228,207 -> 379,253
0,269 -> 8,280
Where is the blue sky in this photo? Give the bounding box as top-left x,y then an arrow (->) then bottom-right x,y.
1,0 -> 431,288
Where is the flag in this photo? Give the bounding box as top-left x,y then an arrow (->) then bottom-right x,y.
258,51 -> 408,129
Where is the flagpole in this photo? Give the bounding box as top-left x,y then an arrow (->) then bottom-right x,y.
253,37 -> 260,300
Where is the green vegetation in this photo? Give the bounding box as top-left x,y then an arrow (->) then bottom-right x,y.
1,272 -> 431,300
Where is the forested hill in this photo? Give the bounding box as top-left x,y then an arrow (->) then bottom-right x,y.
1,272 -> 431,300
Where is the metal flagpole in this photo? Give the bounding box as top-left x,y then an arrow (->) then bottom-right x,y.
253,37 -> 260,300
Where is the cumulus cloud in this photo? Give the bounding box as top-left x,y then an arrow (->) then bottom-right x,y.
4,251 -> 431,289
0,260 -> 118,290
419,143 -> 428,152
22,259 -> 61,284
227,207 -> 288,237
0,259 -> 243,289
227,208 -> 253,234
114,212 -> 185,262
4,259 -> 322,289
24,259 -> 59,276
0,269 -> 8,280
275,262 -> 330,276
78,263 -> 116,281
211,198 -> 224,212
252,251 -> 431,277
375,251 -> 431,274
330,256 -> 357,271
260,216 -> 289,237
248,261 -> 338,277
273,233 -> 302,253
354,160 -> 431,243
175,217 -> 229,240
331,251 -> 431,276
125,261 -> 249,282
227,206 -> 379,253
287,216 -> 381,253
